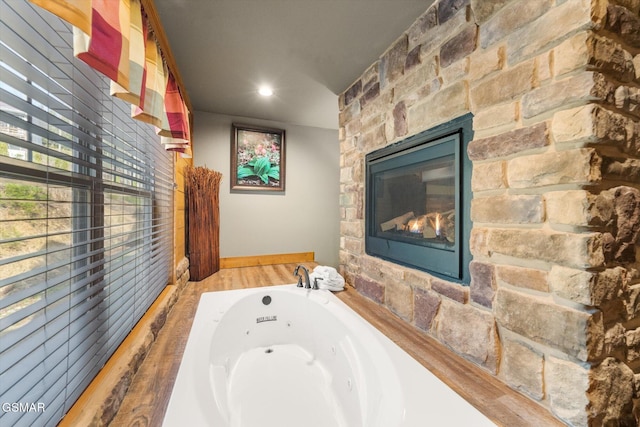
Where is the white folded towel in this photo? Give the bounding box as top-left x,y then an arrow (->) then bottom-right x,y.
309,266 -> 345,291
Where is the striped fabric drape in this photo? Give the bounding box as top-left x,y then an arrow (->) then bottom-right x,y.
28,0 -> 91,34
28,0 -> 191,156
110,0 -> 145,106
132,31 -> 167,128
159,73 -> 191,153
73,0 -> 131,89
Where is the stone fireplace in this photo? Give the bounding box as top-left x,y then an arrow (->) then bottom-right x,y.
365,114 -> 472,282
338,0 -> 640,425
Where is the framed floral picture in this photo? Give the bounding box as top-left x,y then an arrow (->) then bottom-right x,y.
231,123 -> 286,192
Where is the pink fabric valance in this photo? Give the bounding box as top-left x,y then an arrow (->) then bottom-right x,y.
29,0 -> 192,157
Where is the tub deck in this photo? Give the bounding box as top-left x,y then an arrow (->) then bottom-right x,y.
110,263 -> 564,427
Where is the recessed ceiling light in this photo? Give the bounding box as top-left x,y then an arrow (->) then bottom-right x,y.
258,86 -> 273,97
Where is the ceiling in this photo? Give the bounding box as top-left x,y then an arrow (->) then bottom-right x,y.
154,0 -> 434,130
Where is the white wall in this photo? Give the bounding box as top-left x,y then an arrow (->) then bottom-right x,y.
193,111 -> 340,267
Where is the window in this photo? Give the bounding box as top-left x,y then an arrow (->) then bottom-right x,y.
0,1 -> 174,426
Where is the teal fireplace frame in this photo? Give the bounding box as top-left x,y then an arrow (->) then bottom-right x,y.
365,114 -> 473,284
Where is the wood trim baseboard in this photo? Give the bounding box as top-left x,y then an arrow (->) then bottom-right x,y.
220,252 -> 315,269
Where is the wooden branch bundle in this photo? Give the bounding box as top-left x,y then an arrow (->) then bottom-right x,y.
185,165 -> 223,280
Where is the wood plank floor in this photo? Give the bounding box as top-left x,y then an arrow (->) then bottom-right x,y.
110,263 -> 563,427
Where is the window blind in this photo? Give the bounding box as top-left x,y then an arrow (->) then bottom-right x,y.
0,1 -> 174,426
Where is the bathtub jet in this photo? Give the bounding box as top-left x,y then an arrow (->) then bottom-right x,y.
163,285 -> 496,427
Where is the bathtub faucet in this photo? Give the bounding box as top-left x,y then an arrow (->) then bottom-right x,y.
294,265 -> 317,289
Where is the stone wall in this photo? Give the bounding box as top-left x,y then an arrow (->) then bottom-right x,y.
338,0 -> 640,425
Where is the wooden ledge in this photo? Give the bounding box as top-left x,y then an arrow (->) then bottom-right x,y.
336,286 -> 564,427
59,283 -> 182,426
219,252 -> 314,269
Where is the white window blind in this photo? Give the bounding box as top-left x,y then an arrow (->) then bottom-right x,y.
0,1 -> 174,426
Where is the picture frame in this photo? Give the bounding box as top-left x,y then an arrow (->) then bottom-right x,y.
230,123 -> 286,192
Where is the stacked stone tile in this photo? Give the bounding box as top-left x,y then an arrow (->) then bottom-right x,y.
338,0 -> 640,425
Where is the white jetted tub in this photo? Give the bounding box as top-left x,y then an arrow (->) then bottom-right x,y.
163,284 -> 496,427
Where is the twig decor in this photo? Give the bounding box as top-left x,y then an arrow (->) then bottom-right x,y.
185,166 -> 223,280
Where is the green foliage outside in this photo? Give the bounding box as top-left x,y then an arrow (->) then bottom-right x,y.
32,152 -> 71,171
0,183 -> 47,217
0,225 -> 23,251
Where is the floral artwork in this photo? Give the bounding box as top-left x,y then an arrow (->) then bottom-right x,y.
231,124 -> 285,191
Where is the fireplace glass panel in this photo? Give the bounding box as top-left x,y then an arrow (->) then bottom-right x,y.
365,113 -> 472,283
374,153 -> 455,249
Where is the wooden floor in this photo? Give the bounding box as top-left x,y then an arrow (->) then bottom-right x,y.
110,263 -> 563,427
